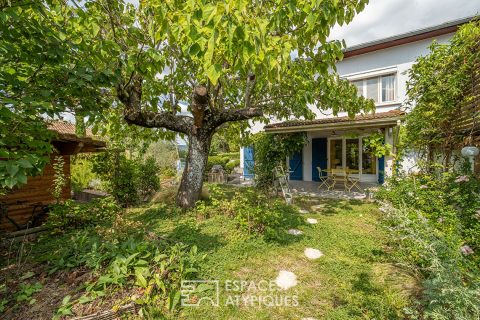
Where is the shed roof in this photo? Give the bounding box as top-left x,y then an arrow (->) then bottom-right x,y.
264,110 -> 405,133
48,121 -> 105,152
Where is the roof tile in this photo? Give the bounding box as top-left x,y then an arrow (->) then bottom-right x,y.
264,110 -> 405,129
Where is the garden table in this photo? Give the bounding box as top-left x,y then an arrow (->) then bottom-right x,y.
321,168 -> 362,192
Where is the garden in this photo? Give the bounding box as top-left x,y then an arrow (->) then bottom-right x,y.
1,1 -> 480,319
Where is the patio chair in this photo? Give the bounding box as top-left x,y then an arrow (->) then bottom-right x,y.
345,168 -> 362,192
316,167 -> 332,190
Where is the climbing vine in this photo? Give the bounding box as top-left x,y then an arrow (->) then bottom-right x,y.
251,132 -> 307,190
51,156 -> 66,204
362,132 -> 391,157
405,20 -> 480,162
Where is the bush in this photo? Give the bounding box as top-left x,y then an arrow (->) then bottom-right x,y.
138,156 -> 160,199
377,166 -> 480,319
70,155 -> 96,193
195,186 -> 303,241
160,166 -> 176,177
206,155 -> 230,172
225,159 -> 240,173
252,132 -> 307,190
91,151 -> 161,206
47,197 -> 120,231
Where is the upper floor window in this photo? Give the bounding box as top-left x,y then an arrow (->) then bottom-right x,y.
352,74 -> 396,103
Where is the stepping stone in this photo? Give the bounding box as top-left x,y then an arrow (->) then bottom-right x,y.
287,229 -> 303,235
298,209 -> 308,214
306,218 -> 318,224
304,248 -> 323,260
302,318 -> 318,320
275,270 -> 298,290
311,204 -> 325,211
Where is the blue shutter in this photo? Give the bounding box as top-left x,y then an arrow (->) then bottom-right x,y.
243,146 -> 254,178
378,156 -> 385,184
289,150 -> 303,180
311,138 -> 328,181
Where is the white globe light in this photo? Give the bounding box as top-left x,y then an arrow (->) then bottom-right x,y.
461,146 -> 479,158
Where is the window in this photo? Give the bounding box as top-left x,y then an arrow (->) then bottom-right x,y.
346,139 -> 359,171
362,138 -> 377,174
352,80 -> 363,97
366,78 -> 379,103
330,139 -> 342,169
350,74 -> 396,103
381,75 -> 395,102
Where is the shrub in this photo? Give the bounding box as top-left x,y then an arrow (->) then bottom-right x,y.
92,152 -> 161,206
47,197 -> 121,231
225,159 -> 240,173
138,156 -> 161,200
71,155 -> 96,192
197,186 -> 303,241
160,166 -> 176,177
252,132 -> 307,190
377,166 -> 480,319
206,155 -> 230,172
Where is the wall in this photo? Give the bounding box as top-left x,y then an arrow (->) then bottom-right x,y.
0,154 -> 71,231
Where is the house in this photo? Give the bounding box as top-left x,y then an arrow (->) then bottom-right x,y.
0,121 -> 105,231
241,16 -> 475,184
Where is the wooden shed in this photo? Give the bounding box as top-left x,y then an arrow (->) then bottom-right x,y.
0,121 -> 105,231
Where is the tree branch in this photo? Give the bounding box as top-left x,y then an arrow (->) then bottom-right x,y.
210,107 -> 264,128
117,73 -> 193,134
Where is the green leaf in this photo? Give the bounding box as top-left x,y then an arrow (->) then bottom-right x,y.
135,269 -> 147,288
18,159 -> 33,168
189,43 -> 201,56
205,34 -> 215,63
6,163 -> 19,176
16,172 -> 27,184
206,63 -> 222,85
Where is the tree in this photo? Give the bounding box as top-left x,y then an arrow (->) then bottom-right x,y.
2,0 -> 374,207
0,0 -> 116,191
405,21 -> 480,167
83,0 -> 374,207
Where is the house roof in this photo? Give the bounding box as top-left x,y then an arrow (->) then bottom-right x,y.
343,16 -> 476,59
264,110 -> 405,133
48,121 -> 106,152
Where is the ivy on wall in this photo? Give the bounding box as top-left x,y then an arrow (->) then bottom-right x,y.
251,132 -> 307,190
405,20 -> 480,164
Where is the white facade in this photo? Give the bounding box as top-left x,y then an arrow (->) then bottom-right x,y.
241,31 -> 456,183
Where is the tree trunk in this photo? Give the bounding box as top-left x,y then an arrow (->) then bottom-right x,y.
176,132 -> 212,208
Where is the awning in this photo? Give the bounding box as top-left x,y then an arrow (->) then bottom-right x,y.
264,110 -> 405,133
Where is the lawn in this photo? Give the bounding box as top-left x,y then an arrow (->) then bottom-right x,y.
131,193 -> 417,319
0,187 -> 418,319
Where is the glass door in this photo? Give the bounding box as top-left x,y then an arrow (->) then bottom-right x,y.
346,139 -> 360,175
329,139 -> 343,169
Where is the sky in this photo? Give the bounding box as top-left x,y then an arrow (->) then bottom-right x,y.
329,0 -> 480,47
123,0 -> 480,46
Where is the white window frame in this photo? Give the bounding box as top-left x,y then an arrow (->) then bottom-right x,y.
327,136 -> 378,182
347,69 -> 398,105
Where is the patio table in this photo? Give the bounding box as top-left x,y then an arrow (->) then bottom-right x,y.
321,168 -> 362,192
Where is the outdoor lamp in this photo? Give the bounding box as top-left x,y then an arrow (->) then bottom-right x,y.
461,146 -> 479,172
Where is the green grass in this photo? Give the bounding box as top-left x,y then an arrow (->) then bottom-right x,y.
3,190 -> 418,319
128,196 -> 417,319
